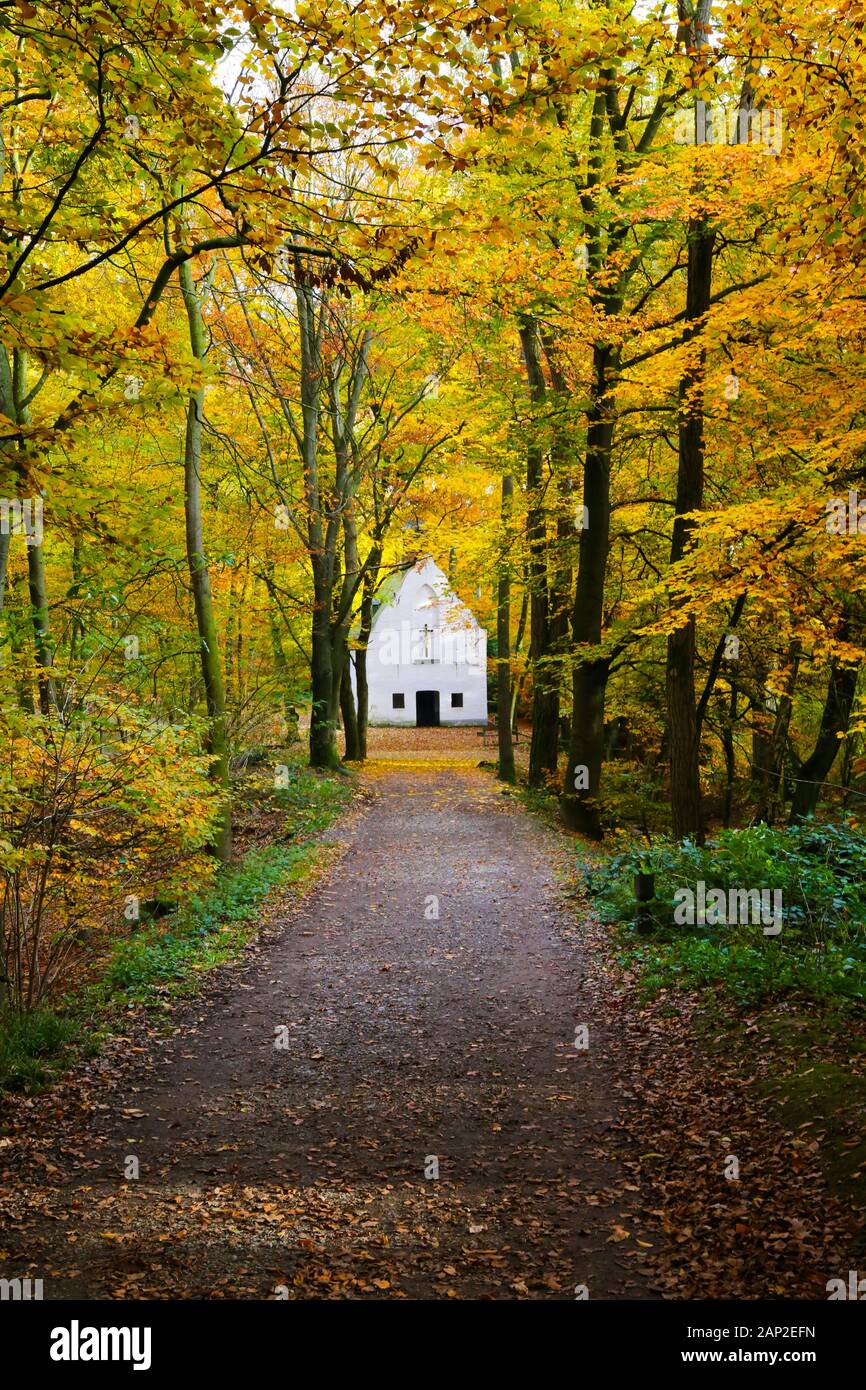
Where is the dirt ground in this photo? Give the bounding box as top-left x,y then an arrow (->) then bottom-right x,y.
342,721 -> 533,765
1,735 -> 857,1299
0,755 -> 650,1300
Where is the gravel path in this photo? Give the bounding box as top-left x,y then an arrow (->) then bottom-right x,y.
0,764 -> 652,1299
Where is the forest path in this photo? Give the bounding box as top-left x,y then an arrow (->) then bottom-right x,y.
0,761 -> 653,1299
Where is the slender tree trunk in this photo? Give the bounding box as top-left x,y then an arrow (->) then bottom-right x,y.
355,644 -> 370,757
331,488 -> 359,762
5,569 -> 34,712
27,540 -> 55,714
750,657 -> 773,812
665,0 -> 719,842
322,333 -> 370,767
224,564 -> 239,705
519,317 -> 559,784
722,684 -> 737,827
790,653 -> 860,823
666,218 -> 715,842
262,562 -> 295,737
354,549 -> 382,761
561,343 -> 617,837
69,536 -> 84,663
6,348 -> 57,712
340,655 -> 360,760
497,473 -> 516,783
327,570 -> 347,744
2,120 -> 57,708
236,562 -> 250,703
301,288 -> 371,770
544,335 -> 576,764
509,584 -> 529,728
309,554 -> 339,767
295,276 -> 339,770
0,528 -> 10,619
178,258 -> 232,862
753,646 -> 798,823
0,344 -> 12,620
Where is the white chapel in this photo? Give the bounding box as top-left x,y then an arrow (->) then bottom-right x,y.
356,557 -> 488,727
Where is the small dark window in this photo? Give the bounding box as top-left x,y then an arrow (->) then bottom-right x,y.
392,692 -> 405,709
451,692 -> 463,708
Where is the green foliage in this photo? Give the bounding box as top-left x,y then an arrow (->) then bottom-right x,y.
0,1008 -> 79,1093
589,821 -> 866,1012
0,692 -> 220,1011
103,843 -> 312,998
620,935 -> 866,1012
0,760 -> 353,1092
598,763 -> 670,837
274,765 -> 353,838
586,821 -> 866,941
103,764 -> 352,1000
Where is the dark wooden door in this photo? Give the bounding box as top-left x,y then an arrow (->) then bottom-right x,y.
415,690 -> 440,727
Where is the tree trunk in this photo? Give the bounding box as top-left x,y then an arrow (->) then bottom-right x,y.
497,473 -> 516,783
69,536 -> 84,663
666,218 -> 715,842
355,642 -> 370,758
0,344 -> 12,619
6,347 -> 58,712
340,655 -> 360,760
330,455 -> 363,763
309,552 -> 339,768
178,258 -> 232,862
519,317 -> 559,784
26,540 -> 56,714
2,133 -> 58,706
665,0 -> 721,841
722,684 -> 736,827
752,647 -> 798,823
544,332 -> 577,762
295,275 -> 339,771
303,291 -> 370,770
561,342 -> 617,837
509,584 -> 529,728
354,551 -> 382,761
789,657 -> 860,823
224,564 -> 239,705
0,528 -> 10,619
262,561 -> 296,737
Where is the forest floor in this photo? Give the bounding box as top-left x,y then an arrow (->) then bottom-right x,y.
0,738 -> 861,1298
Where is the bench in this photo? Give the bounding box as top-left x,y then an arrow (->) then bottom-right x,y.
476,721 -> 520,746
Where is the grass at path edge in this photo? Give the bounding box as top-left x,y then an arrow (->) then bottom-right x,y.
0,764 -> 353,1094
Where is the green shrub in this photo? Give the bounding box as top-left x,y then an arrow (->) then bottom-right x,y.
274,765 -> 353,837
587,820 -> 866,1011
585,821 -> 866,943
0,1008 -> 79,1092
104,844 -> 311,996
0,750 -> 354,1093
620,936 -> 866,1011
